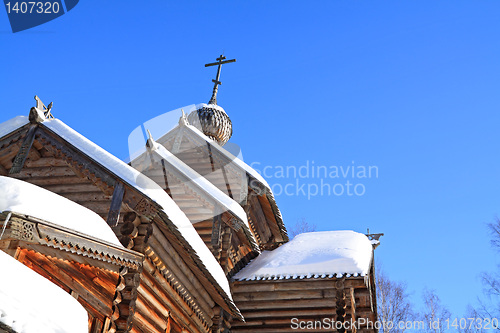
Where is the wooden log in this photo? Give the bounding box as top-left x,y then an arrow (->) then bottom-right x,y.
148,234 -> 215,313
107,182 -> 125,227
57,191 -> 110,202
135,287 -> 170,331
120,222 -> 138,238
0,163 -> 7,176
236,298 -> 338,311
235,289 -> 337,302
24,156 -> 68,168
232,278 -> 367,293
11,175 -> 90,186
25,251 -> 112,317
27,147 -> 42,161
257,194 -> 284,242
123,212 -> 141,226
119,236 -> 134,249
239,307 -> 338,319
42,183 -> 102,194
248,194 -> 273,241
141,262 -> 212,331
15,166 -> 76,178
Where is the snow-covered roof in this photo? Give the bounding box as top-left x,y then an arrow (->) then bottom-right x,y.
0,116 -> 234,305
0,116 -> 29,139
141,137 -> 249,224
233,231 -> 373,281
0,249 -> 88,333
0,176 -> 122,247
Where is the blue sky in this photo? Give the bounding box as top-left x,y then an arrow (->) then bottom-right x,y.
1,0 -> 500,317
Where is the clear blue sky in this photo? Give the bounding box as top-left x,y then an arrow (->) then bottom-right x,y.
2,0 -> 500,318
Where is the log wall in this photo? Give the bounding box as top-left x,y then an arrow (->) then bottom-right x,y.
231,278 -> 377,333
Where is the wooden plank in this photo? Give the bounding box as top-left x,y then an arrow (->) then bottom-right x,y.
211,214 -> 222,257
9,125 -> 38,174
15,166 -> 76,178
107,182 -> 125,227
147,236 -> 215,317
232,278 -> 367,292
257,194 -> 284,242
11,175 -> 90,186
238,307 -> 337,319
135,293 -> 168,332
43,183 -> 104,194
24,156 -> 68,168
27,147 -> 42,161
147,232 -> 213,310
0,142 -> 21,164
24,251 -> 112,317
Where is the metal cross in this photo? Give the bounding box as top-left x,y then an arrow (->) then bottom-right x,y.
205,54 -> 236,105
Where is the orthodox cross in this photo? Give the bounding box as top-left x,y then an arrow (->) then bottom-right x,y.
205,54 -> 236,105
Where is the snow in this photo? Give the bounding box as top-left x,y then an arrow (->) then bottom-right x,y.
0,176 -> 122,246
233,231 -> 373,281
194,103 -> 227,114
40,119 -> 233,300
0,249 -> 88,333
0,116 -> 29,139
146,138 -> 249,226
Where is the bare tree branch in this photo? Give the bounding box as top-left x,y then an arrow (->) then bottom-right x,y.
376,266 -> 415,333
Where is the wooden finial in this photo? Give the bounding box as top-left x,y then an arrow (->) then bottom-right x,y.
178,109 -> 189,126
29,95 -> 54,123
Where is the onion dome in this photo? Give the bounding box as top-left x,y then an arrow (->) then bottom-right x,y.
187,54 -> 236,146
188,103 -> 233,145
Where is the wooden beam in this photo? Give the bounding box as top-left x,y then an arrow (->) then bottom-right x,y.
9,125 -> 37,174
350,287 -> 357,333
211,214 -> 223,259
107,182 -> 125,227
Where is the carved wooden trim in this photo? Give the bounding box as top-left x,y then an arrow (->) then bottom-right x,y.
9,124 -> 38,174
336,279 -> 347,333
5,213 -> 142,269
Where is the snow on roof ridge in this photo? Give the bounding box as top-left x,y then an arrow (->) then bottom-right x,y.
0,176 -> 122,246
0,250 -> 88,333
233,230 -> 373,281
0,115 -> 29,139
